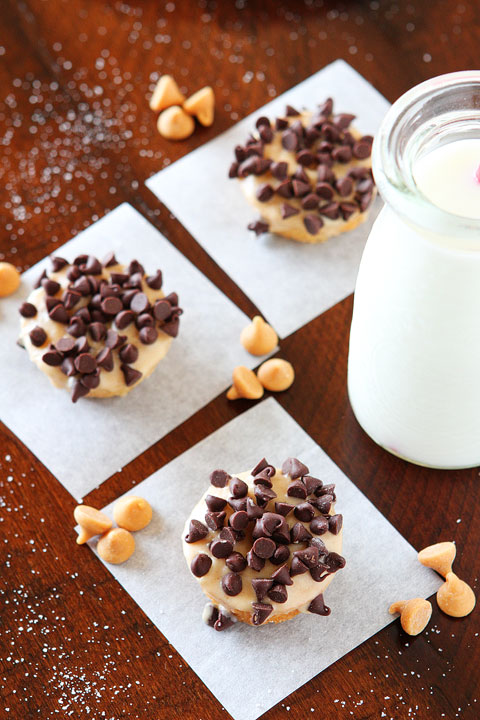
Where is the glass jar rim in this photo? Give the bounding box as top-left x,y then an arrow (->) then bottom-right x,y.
373,71 -> 480,245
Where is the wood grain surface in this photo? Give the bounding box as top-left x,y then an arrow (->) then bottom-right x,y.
1,1 -> 479,718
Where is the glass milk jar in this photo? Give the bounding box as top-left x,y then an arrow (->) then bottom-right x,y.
348,72 -> 480,469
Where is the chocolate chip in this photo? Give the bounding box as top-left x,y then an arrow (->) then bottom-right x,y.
281,203 -> 299,220
282,458 -> 309,479
329,514 -> 343,535
315,494 -> 334,514
42,350 -> 63,366
96,347 -> 114,371
213,609 -> 235,632
61,357 -> 76,377
152,300 -> 171,322
34,269 -> 47,289
290,556 -> 308,576
80,372 -> 100,390
275,117 -> 288,130
335,176 -> 353,197
50,256 -> 67,272
228,497 -> 247,512
74,336 -> 89,354
296,150 -> 316,166
55,337 -> 76,354
271,545 -> 290,565
259,125 -> 273,143
74,353 -> 97,374
136,313 -> 154,330
205,495 -> 227,512
290,522 -> 313,543
271,161 -> 288,180
104,329 -> 123,349
67,318 -> 85,338
317,165 -> 335,184
286,480 -> 307,500
100,251 -> 117,268
353,141 -> 371,159
48,303 -> 70,325
41,278 -> 61,296
222,572 -> 242,597
319,202 -> 340,220
315,183 -> 334,201
293,502 -> 316,522
294,546 -> 319,569
66,266 -> 81,282
71,276 -> 90,296
205,511 -> 226,531
210,469 -> 230,488
185,519 -> 209,543
19,302 -> 37,318
292,179 -> 311,197
252,537 -> 276,559
275,180 -> 294,199
322,122 -> 341,142
247,550 -> 265,572
256,183 -> 274,202
161,316 -> 180,338
228,161 -> 239,178
121,364 -> 142,387
63,290 -> 81,311
129,292 -> 148,314
271,564 -> 293,586
285,104 -> 300,117
115,310 -> 135,329
251,602 -> 273,626
100,296 -> 122,316
190,553 -> 212,578
254,484 -> 277,507
272,502 -> 292,517
358,192 -> 373,212
308,593 -> 331,616
332,146 -> 352,163
229,510 -> 249,531
225,552 -> 246,573
29,326 -> 47,347
83,256 -> 102,275
253,467 -> 275,487
139,326 -> 158,345
301,193 -> 320,210
238,156 -> 262,177
210,537 -> 234,559
88,322 -> 106,342
251,579 -> 273,602
281,130 -> 299,152
246,498 -> 263,520
267,584 -> 288,603
310,537 -> 328,554
219,526 -> 236,544
90,310 -> 107,325
245,141 -> 263,157
325,551 -> 346,572
71,380 -> 89,403
310,516 -> 329,535
304,214 -> 324,235
74,307 -> 91,323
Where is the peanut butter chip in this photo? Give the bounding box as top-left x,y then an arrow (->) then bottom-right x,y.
157,106 -> 195,140
257,358 -> 295,392
0,262 -> 21,297
97,528 -> 135,564
389,598 -> 432,636
113,496 -> 153,532
74,504 -> 113,544
437,572 -> 476,617
226,366 -> 264,400
240,316 -> 278,356
418,541 -> 456,578
183,86 -> 215,127
149,74 -> 185,112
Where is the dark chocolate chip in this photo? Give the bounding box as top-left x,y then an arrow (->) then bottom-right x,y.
222,572 -> 242,597
191,553 -> 212,577
325,551 -> 346,572
296,150 -> 316,166
115,310 -> 135,329
316,494 -> 334,514
63,290 -> 81,310
48,304 -> 69,324
251,602 -> 273,626
358,192 -> 373,212
282,458 -> 309,479
89,322 -> 107,342
251,458 -> 269,475
121,364 -> 142,387
274,502 -> 294,517
276,180 -> 294,198
83,256 -> 102,275
136,313 -> 154,330
252,537 -> 276,559
267,584 -> 288,604
228,161 -> 239,178
29,326 -> 47,347
205,511 -> 226,531
226,551 -> 247,573
292,179 -> 311,197
185,519 -> 209,543
72,276 -> 91,296
336,176 -> 354,197
322,122 -> 341,142
139,326 -> 158,345
130,292 -> 149,314
256,183 -> 274,202
275,117 -> 288,130
353,141 -> 371,159
271,545 -> 290,565
255,116 -> 270,129
304,476 -> 323,495
259,125 -> 273,143
287,480 -> 307,500
319,202 -> 340,220
210,469 -> 231,488
254,484 -> 277,507
213,609 -> 235,632
144,270 -> 162,290
42,350 -> 63,367
251,578 -> 273,602
356,177 -> 374,194
34,269 -> 48,289
68,317 -> 87,338
74,353 -> 97,374
226,476 -> 247,499
310,516 -> 329,535
271,161 -> 288,180
290,556 -> 308,576
229,510 -> 249,531
19,302 -> 37,318
293,502 -> 316,522
334,113 -> 355,129
315,182 -> 335,200
246,498 -> 264,520
290,522 -> 313,543
66,266 -> 81,282
247,550 -> 265,572
332,146 -> 352,163
120,342 -> 140,364
329,514 -> 343,535
74,307 -> 91,323
153,299 -> 172,322
285,104 -> 300,116
293,546 -> 319,569
301,193 -> 320,210
161,316 -> 180,338
228,497 -> 248,512
41,278 -> 61,296
317,165 -> 335,184
74,336 -> 90,354
80,372 -> 100,390
101,252 -> 118,268
205,495 -> 227,512
50,256 -> 68,272
96,346 -> 114,371
281,203 -> 299,220
55,337 -> 76,354
210,537 -> 234,559
271,564 -> 293,586
105,329 -> 125,349
310,537 -> 328,554
281,130 -> 299,152
308,593 -> 331,616
101,296 -> 123,316
71,380 -> 89,403
61,357 -> 76,377
128,260 -> 145,276
304,214 -> 324,235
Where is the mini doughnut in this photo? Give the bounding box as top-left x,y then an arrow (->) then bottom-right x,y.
113,495 -> 153,532
74,504 -> 112,544
0,262 -> 21,297
437,572 -> 476,617
240,316 -> 278,356
157,106 -> 195,140
97,527 -> 135,564
389,598 -> 432,636
183,456 -> 345,630
226,366 -> 264,400
257,358 -> 294,392
18,253 -> 182,403
183,86 -> 215,127
149,74 -> 185,112
229,98 -> 376,244
418,541 -> 456,578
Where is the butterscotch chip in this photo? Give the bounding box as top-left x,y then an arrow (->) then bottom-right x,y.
226,366 -> 264,400
149,74 -> 185,112
437,571 -> 476,617
183,86 -> 215,127
418,541 -> 456,578
97,527 -> 135,564
389,598 -> 432,636
157,106 -> 195,140
257,358 -> 294,392
74,504 -> 112,544
240,316 -> 278,356
113,496 -> 153,532
0,262 -> 21,297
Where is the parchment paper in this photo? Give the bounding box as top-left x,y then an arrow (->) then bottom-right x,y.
146,60 -> 391,338
0,203 -> 273,500
87,398 -> 441,720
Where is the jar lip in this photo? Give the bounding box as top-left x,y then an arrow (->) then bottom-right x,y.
373,71 -> 480,242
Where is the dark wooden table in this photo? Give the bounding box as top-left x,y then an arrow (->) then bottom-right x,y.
1,1 -> 479,718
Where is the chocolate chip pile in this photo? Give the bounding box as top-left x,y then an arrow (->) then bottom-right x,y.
228,98 -> 374,237
19,253 -> 182,402
186,457 -> 345,630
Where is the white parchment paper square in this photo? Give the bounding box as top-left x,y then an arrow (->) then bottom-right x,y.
0,203 -> 271,500
146,60 -> 390,338
88,398 -> 441,720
